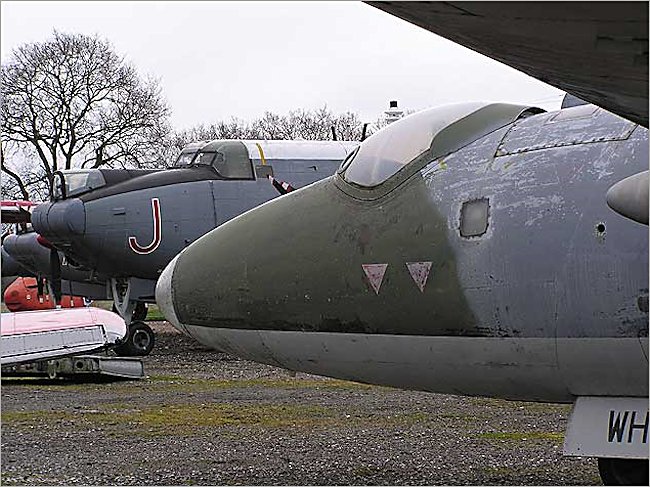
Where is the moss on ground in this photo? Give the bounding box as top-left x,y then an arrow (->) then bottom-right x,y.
1,410 -> 76,423
2,402 -> 434,437
145,375 -> 379,392
1,375 -> 379,395
478,431 -> 564,442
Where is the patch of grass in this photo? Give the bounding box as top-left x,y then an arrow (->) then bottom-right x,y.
520,402 -> 571,413
113,403 -> 335,430
145,304 -> 165,321
0,377 -> 121,392
146,375 -> 378,392
1,375 -> 380,397
90,300 -> 113,310
2,402 -> 434,437
478,431 -> 564,442
3,403 -> 338,435
89,302 -> 168,321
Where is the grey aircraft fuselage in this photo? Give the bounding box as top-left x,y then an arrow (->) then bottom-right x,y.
29,140 -> 358,304
157,102 -> 648,404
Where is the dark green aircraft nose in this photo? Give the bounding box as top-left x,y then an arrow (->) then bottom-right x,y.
157,102 -> 537,345
157,172 -> 476,345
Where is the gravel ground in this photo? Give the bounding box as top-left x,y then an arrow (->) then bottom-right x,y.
1,322 -> 601,486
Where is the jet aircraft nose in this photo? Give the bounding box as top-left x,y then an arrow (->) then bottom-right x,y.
155,254 -> 190,336
156,174 -> 475,369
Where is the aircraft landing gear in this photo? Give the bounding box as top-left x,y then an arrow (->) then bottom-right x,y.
110,278 -> 155,356
598,458 -> 648,485
113,320 -> 155,356
112,301 -> 148,323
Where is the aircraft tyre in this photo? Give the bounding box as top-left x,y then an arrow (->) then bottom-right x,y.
114,321 -> 155,356
597,458 -> 648,485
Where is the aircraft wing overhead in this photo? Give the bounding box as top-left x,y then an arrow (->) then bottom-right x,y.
367,1 -> 649,126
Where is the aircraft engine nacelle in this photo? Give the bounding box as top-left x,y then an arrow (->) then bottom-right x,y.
32,198 -> 85,243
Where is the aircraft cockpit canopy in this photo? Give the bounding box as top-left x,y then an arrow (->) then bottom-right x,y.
340,102 -> 543,188
52,169 -> 107,201
340,102 -> 488,187
174,140 -> 254,179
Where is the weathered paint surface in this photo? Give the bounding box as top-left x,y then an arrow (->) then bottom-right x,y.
160,104 -> 648,401
406,261 -> 432,292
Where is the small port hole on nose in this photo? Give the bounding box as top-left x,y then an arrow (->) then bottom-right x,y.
596,223 -> 606,233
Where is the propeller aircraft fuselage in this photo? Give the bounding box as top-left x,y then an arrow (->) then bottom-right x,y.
17,139 -> 357,355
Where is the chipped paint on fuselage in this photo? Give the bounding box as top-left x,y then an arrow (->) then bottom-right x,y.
165,106 -> 648,401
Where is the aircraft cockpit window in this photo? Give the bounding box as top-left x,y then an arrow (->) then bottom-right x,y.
53,169 -> 107,200
193,152 -> 216,166
210,146 -> 254,180
342,103 -> 486,188
174,151 -> 198,168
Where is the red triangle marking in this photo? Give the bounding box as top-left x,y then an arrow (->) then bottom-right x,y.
362,264 -> 388,295
406,262 -> 433,293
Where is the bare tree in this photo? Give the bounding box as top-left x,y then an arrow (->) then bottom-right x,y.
163,106 -> 367,167
252,106 -> 365,141
1,30 -> 170,198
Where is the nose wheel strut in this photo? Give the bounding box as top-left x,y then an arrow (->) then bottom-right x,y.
111,278 -> 155,356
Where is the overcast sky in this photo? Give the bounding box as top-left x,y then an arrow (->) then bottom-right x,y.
1,1 -> 564,131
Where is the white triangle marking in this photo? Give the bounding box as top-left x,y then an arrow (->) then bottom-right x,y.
362,264 -> 388,295
406,262 -> 432,293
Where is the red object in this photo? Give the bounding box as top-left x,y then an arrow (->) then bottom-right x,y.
1,200 -> 40,224
36,234 -> 55,249
3,277 -> 86,312
267,175 -> 295,195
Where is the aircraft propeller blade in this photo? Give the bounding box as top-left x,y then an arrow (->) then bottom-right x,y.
36,275 -> 44,298
49,248 -> 62,305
